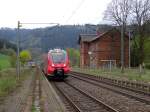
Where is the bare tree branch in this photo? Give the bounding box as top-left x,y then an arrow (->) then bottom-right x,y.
104,0 -> 133,27
131,0 -> 150,64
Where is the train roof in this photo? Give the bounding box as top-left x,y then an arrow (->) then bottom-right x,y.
48,48 -> 66,54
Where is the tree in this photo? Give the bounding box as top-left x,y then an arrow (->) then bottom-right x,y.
7,49 -> 17,67
104,0 -> 132,72
67,48 -> 80,67
10,52 -> 17,67
131,0 -> 150,64
104,0 -> 132,26
131,35 -> 140,67
20,50 -> 32,65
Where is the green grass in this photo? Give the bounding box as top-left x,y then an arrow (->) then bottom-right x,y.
0,53 -> 11,70
31,105 -> 36,112
72,67 -> 150,82
0,68 -> 33,98
0,75 -> 17,96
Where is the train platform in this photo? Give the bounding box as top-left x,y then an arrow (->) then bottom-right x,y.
41,74 -> 67,112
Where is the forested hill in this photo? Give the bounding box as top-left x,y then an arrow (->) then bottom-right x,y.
0,38 -> 17,51
0,24 -> 112,52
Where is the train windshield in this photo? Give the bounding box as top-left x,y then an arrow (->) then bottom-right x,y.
50,51 -> 66,64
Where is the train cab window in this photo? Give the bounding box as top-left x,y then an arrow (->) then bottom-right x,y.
50,52 -> 66,64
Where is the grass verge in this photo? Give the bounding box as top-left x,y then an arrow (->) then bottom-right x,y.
31,105 -> 36,112
0,68 -> 34,98
72,67 -> 150,83
0,54 -> 11,70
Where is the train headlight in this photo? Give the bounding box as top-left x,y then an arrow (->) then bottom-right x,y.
52,64 -> 55,67
63,64 -> 66,67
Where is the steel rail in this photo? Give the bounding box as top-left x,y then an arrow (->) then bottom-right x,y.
71,71 -> 150,96
64,82 -> 119,112
70,73 -> 150,105
53,83 -> 83,112
41,68 -> 119,112
40,67 -> 81,112
40,70 -> 67,112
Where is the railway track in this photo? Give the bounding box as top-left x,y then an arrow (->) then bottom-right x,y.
53,81 -> 119,112
70,72 -> 150,105
40,70 -> 67,112
70,71 -> 150,95
41,70 -> 150,112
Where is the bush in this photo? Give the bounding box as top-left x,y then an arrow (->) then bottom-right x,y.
0,54 -> 11,69
9,54 -> 16,67
145,63 -> 150,69
0,48 -> 16,67
0,48 -> 15,56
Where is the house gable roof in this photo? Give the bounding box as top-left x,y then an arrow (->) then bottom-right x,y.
78,34 -> 97,44
90,28 -> 120,42
78,28 -> 129,44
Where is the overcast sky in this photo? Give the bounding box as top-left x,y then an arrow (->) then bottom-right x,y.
0,0 -> 112,28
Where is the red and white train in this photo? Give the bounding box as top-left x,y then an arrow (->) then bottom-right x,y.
42,49 -> 70,79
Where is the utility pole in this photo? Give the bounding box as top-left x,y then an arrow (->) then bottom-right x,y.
17,21 -> 21,79
16,21 -> 59,79
121,23 -> 124,73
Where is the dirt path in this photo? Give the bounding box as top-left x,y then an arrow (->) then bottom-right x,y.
0,70 -> 35,112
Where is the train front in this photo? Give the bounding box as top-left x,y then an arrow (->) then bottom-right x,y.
47,49 -> 70,79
